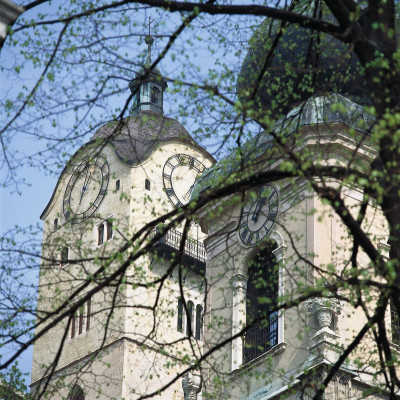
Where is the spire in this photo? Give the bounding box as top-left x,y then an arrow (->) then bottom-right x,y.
145,17 -> 154,65
128,18 -> 168,115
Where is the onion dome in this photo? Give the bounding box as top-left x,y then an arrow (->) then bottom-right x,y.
237,17 -> 370,116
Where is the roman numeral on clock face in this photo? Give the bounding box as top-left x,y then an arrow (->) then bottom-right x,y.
166,188 -> 175,197
268,211 -> 277,221
240,226 -> 249,241
163,173 -> 171,182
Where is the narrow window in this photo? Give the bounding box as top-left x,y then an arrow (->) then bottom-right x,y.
86,298 -> 91,331
151,86 -> 161,104
186,301 -> 194,337
60,247 -> 69,267
71,311 -> 76,339
195,305 -> 203,340
116,180 -> 120,191
243,244 -> 278,363
98,223 -> 104,245
106,220 -> 113,241
177,298 -> 184,332
54,218 -> 58,229
78,304 -> 84,335
145,178 -> 151,191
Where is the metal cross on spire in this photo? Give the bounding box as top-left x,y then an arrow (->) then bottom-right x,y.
145,17 -> 155,65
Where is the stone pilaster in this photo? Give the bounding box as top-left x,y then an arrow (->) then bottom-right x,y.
230,274 -> 248,371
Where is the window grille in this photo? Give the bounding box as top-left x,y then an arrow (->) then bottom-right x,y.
243,313 -> 278,363
244,244 -> 278,363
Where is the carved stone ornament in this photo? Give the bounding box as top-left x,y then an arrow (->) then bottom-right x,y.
305,297 -> 342,331
182,370 -> 202,400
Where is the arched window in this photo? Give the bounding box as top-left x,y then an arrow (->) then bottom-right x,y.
54,218 -> 58,229
60,247 -> 69,267
177,298 -> 184,332
243,244 -> 278,363
145,178 -> 151,191
186,301 -> 194,337
195,304 -> 203,340
97,219 -> 113,246
97,223 -> 104,245
106,219 -> 113,241
151,86 -> 161,105
116,180 -> 120,191
68,385 -> 85,400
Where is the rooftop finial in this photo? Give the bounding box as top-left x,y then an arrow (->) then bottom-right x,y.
145,17 -> 155,65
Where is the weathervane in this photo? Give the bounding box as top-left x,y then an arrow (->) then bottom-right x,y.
145,16 -> 155,65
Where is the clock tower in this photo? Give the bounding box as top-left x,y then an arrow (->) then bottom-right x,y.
31,36 -> 215,399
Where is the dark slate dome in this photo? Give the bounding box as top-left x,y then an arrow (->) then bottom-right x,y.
91,110 -> 204,165
237,18 -> 370,115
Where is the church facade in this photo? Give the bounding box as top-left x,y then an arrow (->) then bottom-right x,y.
31,29 -> 398,400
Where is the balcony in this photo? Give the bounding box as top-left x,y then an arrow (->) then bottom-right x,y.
243,313 -> 278,364
150,227 -> 206,275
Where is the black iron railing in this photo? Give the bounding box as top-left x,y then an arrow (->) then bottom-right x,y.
392,309 -> 400,344
243,314 -> 278,364
152,227 -> 206,264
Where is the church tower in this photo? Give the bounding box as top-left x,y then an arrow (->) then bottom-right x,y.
189,7 -> 391,400
31,7 -> 397,400
31,32 -> 214,399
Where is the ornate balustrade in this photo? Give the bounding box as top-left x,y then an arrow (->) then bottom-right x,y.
151,227 -> 206,273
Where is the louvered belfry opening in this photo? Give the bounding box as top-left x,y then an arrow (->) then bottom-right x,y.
244,243 -> 279,363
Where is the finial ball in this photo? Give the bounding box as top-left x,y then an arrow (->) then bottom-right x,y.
145,35 -> 154,46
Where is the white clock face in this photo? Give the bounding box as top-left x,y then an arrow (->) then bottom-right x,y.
239,185 -> 279,246
163,154 -> 205,207
63,155 -> 109,224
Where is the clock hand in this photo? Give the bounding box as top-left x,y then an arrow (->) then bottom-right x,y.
183,184 -> 195,202
251,197 -> 266,222
79,163 -> 91,205
183,173 -> 200,202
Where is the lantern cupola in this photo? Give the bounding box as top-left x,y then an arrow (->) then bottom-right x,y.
129,29 -> 167,115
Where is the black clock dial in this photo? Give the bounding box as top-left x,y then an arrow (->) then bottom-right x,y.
239,185 -> 279,246
163,154 -> 205,207
63,155 -> 109,224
